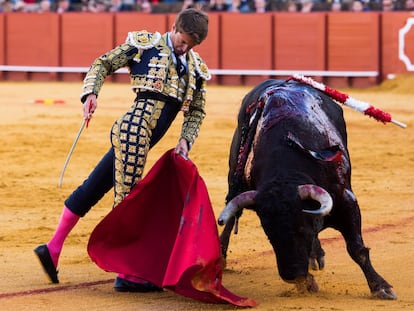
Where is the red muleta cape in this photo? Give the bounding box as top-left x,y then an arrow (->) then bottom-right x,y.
87,149 -> 257,307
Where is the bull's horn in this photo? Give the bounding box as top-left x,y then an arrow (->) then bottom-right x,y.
298,184 -> 333,216
218,190 -> 257,225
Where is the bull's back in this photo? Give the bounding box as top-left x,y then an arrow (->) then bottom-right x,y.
260,80 -> 347,147
229,79 -> 350,195
249,80 -> 350,188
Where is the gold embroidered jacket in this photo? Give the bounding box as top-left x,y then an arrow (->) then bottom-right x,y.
81,31 -> 211,146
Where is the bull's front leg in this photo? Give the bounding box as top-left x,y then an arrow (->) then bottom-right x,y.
309,235 -> 325,270
345,241 -> 396,299
337,190 -> 397,300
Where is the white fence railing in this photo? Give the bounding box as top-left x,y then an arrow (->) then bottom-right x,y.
0,65 -> 379,78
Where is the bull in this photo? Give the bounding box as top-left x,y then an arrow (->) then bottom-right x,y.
218,79 -> 397,299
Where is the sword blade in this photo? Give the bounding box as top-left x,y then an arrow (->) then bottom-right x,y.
58,118 -> 87,188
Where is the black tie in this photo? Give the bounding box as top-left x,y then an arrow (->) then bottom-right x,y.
175,54 -> 186,77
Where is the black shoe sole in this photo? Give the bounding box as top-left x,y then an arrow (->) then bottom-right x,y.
34,244 -> 59,284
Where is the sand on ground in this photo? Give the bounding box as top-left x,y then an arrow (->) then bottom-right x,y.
0,76 -> 413,310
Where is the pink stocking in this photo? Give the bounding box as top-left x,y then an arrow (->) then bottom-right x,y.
46,206 -> 80,267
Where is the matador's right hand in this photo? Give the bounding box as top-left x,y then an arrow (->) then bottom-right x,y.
83,94 -> 98,122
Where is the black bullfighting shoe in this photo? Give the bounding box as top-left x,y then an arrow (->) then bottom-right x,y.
114,277 -> 163,293
34,244 -> 59,284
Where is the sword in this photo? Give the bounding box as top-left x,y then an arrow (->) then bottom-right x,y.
58,101 -> 92,187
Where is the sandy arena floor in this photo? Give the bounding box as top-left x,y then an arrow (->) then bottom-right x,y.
0,76 -> 413,310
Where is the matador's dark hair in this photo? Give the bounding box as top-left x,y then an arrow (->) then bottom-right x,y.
175,8 -> 209,45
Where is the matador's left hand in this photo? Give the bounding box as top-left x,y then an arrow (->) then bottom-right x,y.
175,138 -> 189,159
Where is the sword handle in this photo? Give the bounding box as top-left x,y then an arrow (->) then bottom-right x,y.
85,99 -> 93,128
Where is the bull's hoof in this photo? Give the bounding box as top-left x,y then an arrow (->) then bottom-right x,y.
372,287 -> 397,300
309,256 -> 325,270
294,274 -> 319,293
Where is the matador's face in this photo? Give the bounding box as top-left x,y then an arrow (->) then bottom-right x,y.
170,26 -> 197,56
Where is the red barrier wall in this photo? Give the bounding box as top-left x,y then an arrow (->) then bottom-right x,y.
273,12 -> 326,80
60,13 -> 114,81
220,13 -> 273,85
1,12 -> 414,87
5,13 -> 59,81
0,15 -> 4,80
381,13 -> 414,81
326,12 -> 380,87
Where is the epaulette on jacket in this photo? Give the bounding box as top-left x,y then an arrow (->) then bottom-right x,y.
190,50 -> 211,81
126,31 -> 162,50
